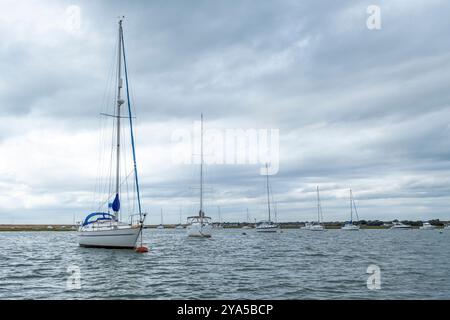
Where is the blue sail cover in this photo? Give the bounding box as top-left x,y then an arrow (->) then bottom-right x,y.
82,212 -> 114,226
112,193 -> 120,212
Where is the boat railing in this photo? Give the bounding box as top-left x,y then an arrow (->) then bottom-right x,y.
128,214 -> 145,226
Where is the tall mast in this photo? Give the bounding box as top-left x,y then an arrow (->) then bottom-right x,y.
121,17 -> 143,219
217,206 -> 221,224
316,186 -> 320,223
113,18 -> 125,220
246,208 -> 249,223
350,189 -> 353,223
199,114 -> 204,224
266,163 -> 271,222
160,208 -> 163,225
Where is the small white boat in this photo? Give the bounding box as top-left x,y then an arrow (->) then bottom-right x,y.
78,19 -> 146,249
390,221 -> 411,229
341,223 -> 360,231
341,189 -> 360,231
186,115 -> 212,238
256,164 -> 279,233
309,223 -> 326,231
255,220 -> 279,232
419,222 -> 436,230
300,222 -> 312,230
444,225 -> 450,230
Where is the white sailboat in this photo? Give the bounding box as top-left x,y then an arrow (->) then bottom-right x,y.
256,164 -> 279,232
242,208 -> 253,229
157,208 -> 164,229
186,114 -> 212,238
175,208 -> 184,229
78,18 -> 146,249
300,222 -> 312,230
341,189 -> 360,231
213,206 -> 224,229
310,186 -> 326,231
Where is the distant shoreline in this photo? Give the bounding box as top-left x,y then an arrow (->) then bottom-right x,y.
0,222 -> 448,232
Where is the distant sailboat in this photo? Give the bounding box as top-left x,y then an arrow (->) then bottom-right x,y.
78,18 -> 146,248
186,114 -> 212,238
341,189 -> 360,231
310,186 -> 326,231
214,206 -> 224,229
175,208 -> 184,229
256,164 -> 279,232
242,208 -> 252,229
157,208 -> 164,229
300,222 -> 312,230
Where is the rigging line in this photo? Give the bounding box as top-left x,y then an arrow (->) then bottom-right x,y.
353,198 -> 359,221
96,169 -> 135,211
105,35 -> 120,213
92,38 -> 117,211
121,27 -> 143,218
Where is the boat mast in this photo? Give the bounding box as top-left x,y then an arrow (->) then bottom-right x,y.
350,189 -> 353,223
114,18 -> 125,220
266,163 -> 271,222
199,114 -> 204,224
316,186 -> 320,224
217,206 -> 221,224
160,208 -> 163,225
121,17 -> 143,219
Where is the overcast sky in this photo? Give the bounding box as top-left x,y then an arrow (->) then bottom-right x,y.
1,0 -> 450,224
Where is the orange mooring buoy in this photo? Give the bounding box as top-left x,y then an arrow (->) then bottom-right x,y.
135,246 -> 149,253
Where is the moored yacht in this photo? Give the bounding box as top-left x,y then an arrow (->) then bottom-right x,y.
341,189 -> 360,231
256,164 -> 279,233
309,186 -> 326,231
390,221 -> 412,229
300,222 -> 312,230
419,222 -> 436,230
175,208 -> 184,229
157,208 -> 164,229
78,18 -> 146,249
186,114 -> 212,238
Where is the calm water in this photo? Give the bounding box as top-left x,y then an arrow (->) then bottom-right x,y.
0,229 -> 449,299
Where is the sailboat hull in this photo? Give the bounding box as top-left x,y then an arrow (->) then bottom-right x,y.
187,223 -> 212,238
78,226 -> 141,249
255,221 -> 279,233
341,224 -> 360,231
